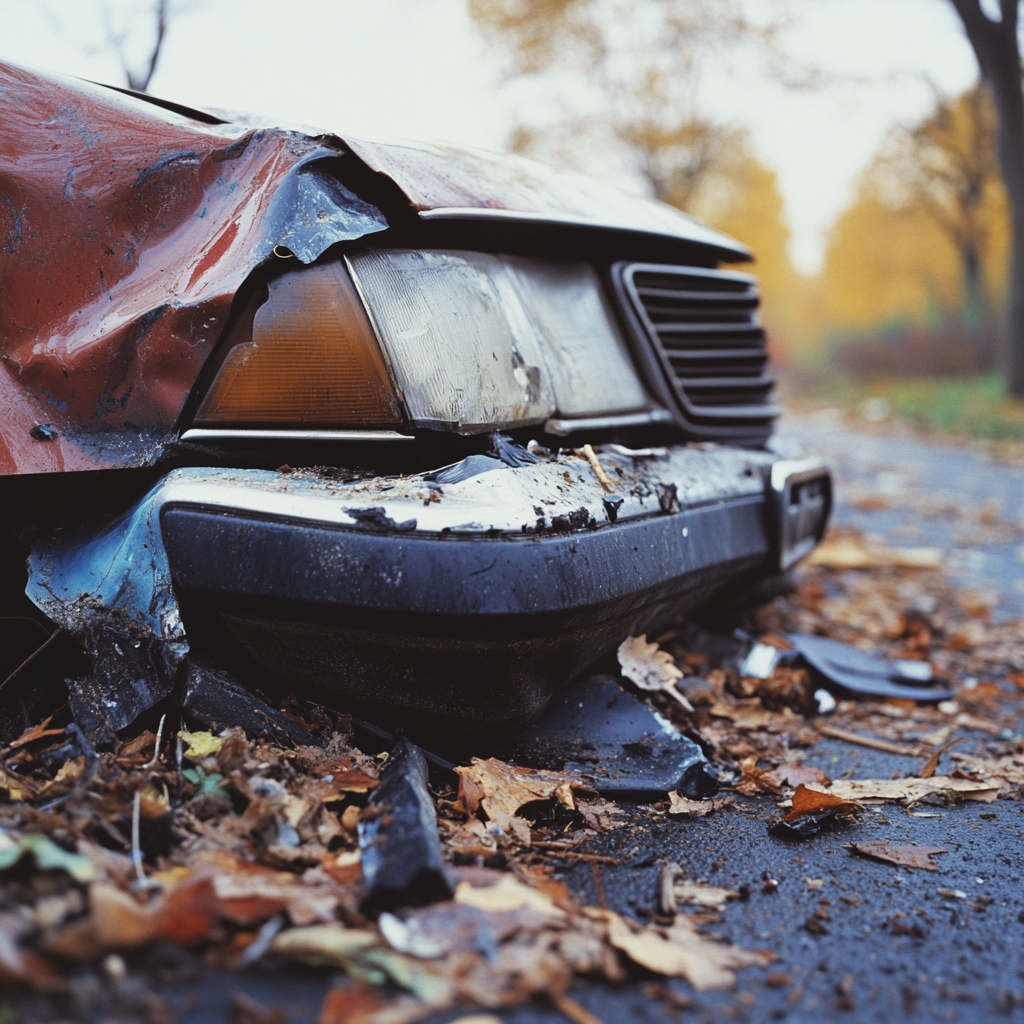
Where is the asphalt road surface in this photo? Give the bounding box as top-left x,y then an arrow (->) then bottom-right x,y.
139,414 -> 1024,1023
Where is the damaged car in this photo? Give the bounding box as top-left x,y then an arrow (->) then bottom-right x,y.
0,60 -> 831,743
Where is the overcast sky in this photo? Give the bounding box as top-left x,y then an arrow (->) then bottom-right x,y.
5,0 -> 980,273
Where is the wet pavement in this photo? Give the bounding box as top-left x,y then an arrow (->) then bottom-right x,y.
777,410 -> 1024,619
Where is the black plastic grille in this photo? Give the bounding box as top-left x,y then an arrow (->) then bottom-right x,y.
616,263 -> 778,438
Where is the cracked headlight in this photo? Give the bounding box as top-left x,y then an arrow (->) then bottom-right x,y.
349,249 -> 651,433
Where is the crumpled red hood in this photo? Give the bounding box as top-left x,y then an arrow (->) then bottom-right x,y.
0,62 -> 385,475
0,61 -> 746,477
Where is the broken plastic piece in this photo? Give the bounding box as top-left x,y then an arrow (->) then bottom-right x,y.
426,454 -> 505,485
504,674 -> 716,796
784,634 -> 954,701
814,689 -> 837,714
491,432 -> 544,468
180,660 -> 321,749
359,737 -> 453,913
740,642 -> 782,680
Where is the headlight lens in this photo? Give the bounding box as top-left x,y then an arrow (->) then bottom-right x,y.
193,262 -> 403,427
349,250 -> 650,433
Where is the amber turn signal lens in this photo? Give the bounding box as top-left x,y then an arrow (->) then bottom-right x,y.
194,261 -> 403,427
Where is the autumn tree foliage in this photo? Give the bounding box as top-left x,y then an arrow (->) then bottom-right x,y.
818,86 -> 1009,375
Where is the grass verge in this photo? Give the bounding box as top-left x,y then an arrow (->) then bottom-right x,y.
786,373 -> 1024,442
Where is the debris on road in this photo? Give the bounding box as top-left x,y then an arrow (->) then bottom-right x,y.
506,674 -> 716,796
359,738 -> 453,912
849,840 -> 950,872
181,660 -> 323,749
770,784 -> 862,839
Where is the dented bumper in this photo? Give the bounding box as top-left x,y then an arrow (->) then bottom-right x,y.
26,446 -> 829,731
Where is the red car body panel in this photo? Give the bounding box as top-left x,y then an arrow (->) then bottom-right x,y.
0,63 -> 349,476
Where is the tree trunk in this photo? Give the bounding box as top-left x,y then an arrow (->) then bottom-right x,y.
950,0 -> 1024,395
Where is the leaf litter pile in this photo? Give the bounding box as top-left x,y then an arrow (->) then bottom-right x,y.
1,523 -> 1023,1022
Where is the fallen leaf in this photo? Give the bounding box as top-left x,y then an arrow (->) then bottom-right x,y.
178,730 -> 223,758
809,776 -> 1002,805
807,537 -> 941,570
919,739 -> 964,779
951,753 -> 1024,789
850,840 -> 949,872
575,795 -> 623,832
317,986 -> 385,1024
0,766 -> 41,801
454,876 -> 565,919
784,785 -> 861,821
273,925 -> 454,1008
34,756 -> 85,800
329,769 -> 380,794
759,764 -> 831,793
673,881 -> 739,910
596,910 -> 772,991
454,758 -> 581,831
617,635 -> 693,710
667,794 -> 731,816
0,829 -> 94,882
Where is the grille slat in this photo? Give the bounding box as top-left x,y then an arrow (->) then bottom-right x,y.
617,262 -> 778,438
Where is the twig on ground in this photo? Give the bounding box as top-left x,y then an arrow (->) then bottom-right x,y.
143,714 -> 167,770
815,722 -> 923,756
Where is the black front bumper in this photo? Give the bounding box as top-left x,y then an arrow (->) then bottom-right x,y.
163,490 -> 775,727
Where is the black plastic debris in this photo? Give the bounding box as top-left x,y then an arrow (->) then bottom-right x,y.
739,634 -> 954,702
179,660 -> 322,748
359,737 -> 454,913
426,454 -> 505,485
784,634 -> 954,702
505,674 -> 718,797
65,623 -> 179,742
490,432 -> 544,468
770,811 -> 845,840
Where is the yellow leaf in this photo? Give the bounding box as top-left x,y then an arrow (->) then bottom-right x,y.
177,730 -> 223,759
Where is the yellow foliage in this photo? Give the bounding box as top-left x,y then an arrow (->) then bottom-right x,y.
817,86 -> 1009,351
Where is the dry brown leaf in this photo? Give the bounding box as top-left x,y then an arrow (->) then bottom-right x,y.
759,764 -> 831,793
666,794 -> 731,816
617,635 -> 693,710
783,784 -> 861,822
673,881 -> 740,910
454,876 -> 566,919
850,840 -> 949,872
33,756 -> 85,801
951,753 -> 1024,789
575,795 -> 623,832
807,536 -> 941,570
317,986 -> 386,1024
595,910 -> 772,991
809,776 -> 1002,805
454,758 -> 581,831
919,739 -> 963,779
